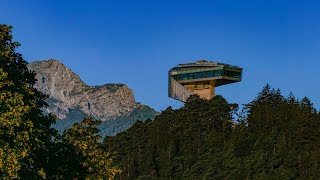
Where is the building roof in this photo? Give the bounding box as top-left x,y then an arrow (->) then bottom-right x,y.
176,60 -> 240,68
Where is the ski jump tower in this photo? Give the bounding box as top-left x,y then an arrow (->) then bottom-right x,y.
169,60 -> 243,102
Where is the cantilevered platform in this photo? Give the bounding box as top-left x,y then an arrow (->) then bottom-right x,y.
169,60 -> 243,102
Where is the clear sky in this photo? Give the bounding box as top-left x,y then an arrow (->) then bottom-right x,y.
1,0 -> 320,111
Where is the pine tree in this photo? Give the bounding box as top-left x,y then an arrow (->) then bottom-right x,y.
105,85 -> 320,179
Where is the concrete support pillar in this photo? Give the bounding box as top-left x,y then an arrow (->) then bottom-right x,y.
210,80 -> 216,99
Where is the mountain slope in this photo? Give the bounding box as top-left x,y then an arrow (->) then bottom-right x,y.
28,59 -> 159,136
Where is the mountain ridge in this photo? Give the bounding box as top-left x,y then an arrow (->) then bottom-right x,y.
28,59 -> 159,136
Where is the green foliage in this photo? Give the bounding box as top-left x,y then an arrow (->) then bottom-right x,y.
2,24 -> 319,179
105,86 -> 320,179
105,95 -> 237,179
0,24 -> 121,179
0,24 -> 56,178
47,117 -> 121,179
242,85 -> 320,179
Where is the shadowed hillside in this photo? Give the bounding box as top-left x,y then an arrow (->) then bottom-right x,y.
28,59 -> 159,136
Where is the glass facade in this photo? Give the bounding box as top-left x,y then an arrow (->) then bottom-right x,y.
171,68 -> 242,81
169,61 -> 243,102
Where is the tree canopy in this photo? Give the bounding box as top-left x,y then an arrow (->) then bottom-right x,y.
0,24 -> 57,178
105,86 -> 320,179
1,24 -> 319,179
0,24 -> 121,179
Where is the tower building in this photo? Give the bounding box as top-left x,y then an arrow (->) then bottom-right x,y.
169,60 -> 243,102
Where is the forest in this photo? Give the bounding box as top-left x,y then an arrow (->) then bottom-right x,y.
1,24 -> 320,179
105,88 -> 320,179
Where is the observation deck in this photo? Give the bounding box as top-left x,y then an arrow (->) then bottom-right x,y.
169,60 -> 243,102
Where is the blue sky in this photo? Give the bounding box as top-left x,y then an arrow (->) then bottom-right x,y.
1,0 -> 320,111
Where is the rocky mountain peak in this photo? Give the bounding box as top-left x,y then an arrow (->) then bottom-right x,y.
27,59 -> 142,121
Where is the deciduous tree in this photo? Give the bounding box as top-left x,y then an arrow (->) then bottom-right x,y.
0,24 -> 56,178
62,118 -> 121,179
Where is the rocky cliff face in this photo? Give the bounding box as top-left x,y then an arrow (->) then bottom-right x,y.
28,59 -> 158,136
